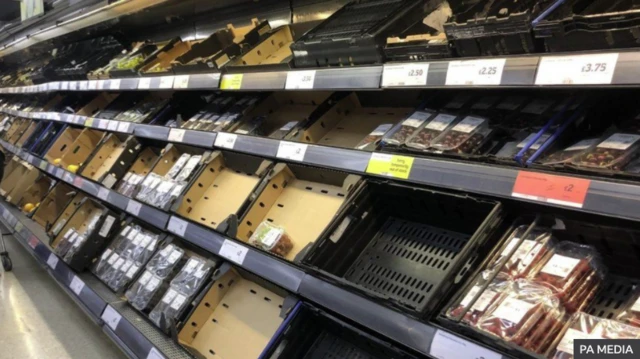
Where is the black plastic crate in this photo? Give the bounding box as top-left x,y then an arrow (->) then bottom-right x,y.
302,180 -> 504,316
262,302 -> 419,359
444,0 -> 553,57
533,0 -> 640,52
291,0 -> 442,67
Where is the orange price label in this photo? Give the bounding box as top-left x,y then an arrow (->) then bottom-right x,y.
512,171 -> 590,208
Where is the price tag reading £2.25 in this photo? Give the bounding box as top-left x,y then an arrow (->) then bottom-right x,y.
446,59 -> 506,86
381,63 -> 429,87
285,70 -> 316,89
535,53 -> 619,85
430,329 -> 501,359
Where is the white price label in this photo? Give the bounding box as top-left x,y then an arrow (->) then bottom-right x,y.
276,141 -> 308,161
214,132 -> 237,149
173,75 -> 190,89
430,329 -> 501,359
541,254 -> 581,278
61,82 -> 69,90
168,128 -> 186,142
47,253 -> 59,269
159,76 -> 174,89
446,59 -> 506,86
98,187 -> 110,201
126,200 -> 142,216
101,305 -> 122,331
116,121 -> 131,133
147,347 -> 165,359
98,120 -> 108,130
70,276 -> 85,295
170,294 -> 187,310
381,63 -> 429,87
493,296 -> 536,324
285,70 -> 316,89
107,121 -> 118,131
109,79 -> 121,90
69,82 -> 78,90
167,216 -> 188,237
219,239 -> 248,265
536,53 -> 619,85
97,80 -> 106,89
138,78 -> 151,89
79,81 -> 88,90
88,81 -> 98,90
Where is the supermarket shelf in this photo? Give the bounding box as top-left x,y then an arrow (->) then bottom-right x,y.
0,201 -> 189,359
4,50 -> 640,92
0,139 -> 511,359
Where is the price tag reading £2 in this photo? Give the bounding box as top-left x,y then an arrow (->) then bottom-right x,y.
382,63 -> 429,87
285,70 -> 316,89
535,53 -> 619,85
430,329 -> 501,359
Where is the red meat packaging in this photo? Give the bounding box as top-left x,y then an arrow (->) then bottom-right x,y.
490,225 -> 556,279
446,271 -> 513,325
616,286 -> 640,327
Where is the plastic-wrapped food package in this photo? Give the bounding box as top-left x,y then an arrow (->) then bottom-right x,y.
149,288 -> 189,332
138,234 -> 159,265
406,113 -> 458,150
63,233 -> 88,263
530,242 -> 604,312
383,111 -> 434,146
571,133 -> 640,171
93,248 -> 115,277
248,221 -> 294,257
515,133 -> 552,161
542,138 -> 600,166
477,279 -> 559,348
174,155 -> 201,182
125,270 -> 168,311
135,173 -> 163,204
355,124 -> 393,150
490,226 -> 556,279
165,154 -> 191,180
446,271 -> 512,325
146,244 -> 186,279
108,259 -> 136,291
55,228 -> 79,257
616,287 -> 640,327
599,319 -> 640,339
117,173 -> 144,197
170,257 -> 213,296
269,121 -> 298,140
430,116 -> 492,155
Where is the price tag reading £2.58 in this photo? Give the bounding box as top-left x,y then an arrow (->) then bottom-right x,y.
285,70 -> 316,89
382,63 -> 429,87
535,53 -> 619,85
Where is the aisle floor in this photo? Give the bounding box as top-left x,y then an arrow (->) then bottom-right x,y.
0,228 -> 126,359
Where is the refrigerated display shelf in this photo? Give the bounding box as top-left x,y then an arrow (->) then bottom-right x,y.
3,108 -> 640,225
0,139 -> 509,359
2,50 -> 640,92
0,200 -> 189,359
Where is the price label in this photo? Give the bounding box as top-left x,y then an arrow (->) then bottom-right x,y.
446,59 -> 506,86
146,347 -> 165,359
220,74 -> 243,90
73,176 -> 83,187
285,70 -> 316,89
126,200 -> 142,216
61,82 -> 69,90
85,118 -> 94,127
14,222 -> 23,233
138,77 -> 151,89
536,53 -> 619,85
109,79 -> 121,90
219,239 -> 248,265
276,141 -> 308,162
97,80 -> 106,89
68,82 -> 78,90
381,63 -> 429,87
39,161 -> 47,170
28,236 -> 39,249
98,120 -> 108,130
159,76 -> 174,89
97,187 -> 110,201
101,305 -> 122,331
47,253 -> 59,269
63,172 -> 74,183
79,81 -> 88,90
430,329 -> 501,359
512,171 -> 591,208
116,121 -> 131,133
168,128 -> 186,142
167,216 -> 188,237
173,75 -> 190,89
366,153 -> 414,180
70,276 -> 85,295
88,81 -> 98,90
107,121 -> 118,131
214,132 -> 237,149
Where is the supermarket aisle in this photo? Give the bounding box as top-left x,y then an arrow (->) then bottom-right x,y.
0,229 -> 125,359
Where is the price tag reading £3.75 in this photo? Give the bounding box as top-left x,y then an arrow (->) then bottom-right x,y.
381,63 -> 429,87
535,53 -> 619,85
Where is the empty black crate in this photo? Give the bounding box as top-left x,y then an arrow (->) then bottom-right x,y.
534,0 -> 640,52
302,180 -> 503,316
291,0 -> 440,67
263,302 -> 418,358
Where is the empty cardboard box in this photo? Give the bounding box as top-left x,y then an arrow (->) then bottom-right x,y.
79,134 -> 142,187
32,182 -> 76,229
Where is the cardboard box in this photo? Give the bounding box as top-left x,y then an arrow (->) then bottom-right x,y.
18,175 -> 54,210
32,182 -> 76,229
4,161 -> 39,205
139,40 -> 196,75
80,134 -> 142,187
44,126 -> 83,162
59,128 -> 107,170
228,25 -> 294,67
49,193 -> 87,238
15,122 -> 39,147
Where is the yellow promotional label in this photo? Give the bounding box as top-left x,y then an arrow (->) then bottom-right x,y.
15,222 -> 23,232
85,118 -> 94,127
220,74 -> 243,90
366,153 -> 414,180
39,161 -> 47,170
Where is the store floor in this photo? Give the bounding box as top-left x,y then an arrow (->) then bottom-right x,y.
0,228 -> 125,359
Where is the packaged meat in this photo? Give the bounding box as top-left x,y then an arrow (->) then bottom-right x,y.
522,300 -> 566,354
515,133 -> 552,162
383,110 -> 435,146
489,225 -> 556,279
616,286 -> 640,327
598,319 -> 640,339
405,113 -> 459,150
542,138 -> 600,166
248,221 -> 293,257
355,123 -> 393,150
571,133 -> 640,170
146,244 -> 186,279
551,312 -> 605,359
530,242 -> 604,310
430,115 -> 493,155
477,279 -> 558,347
446,271 -> 512,325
